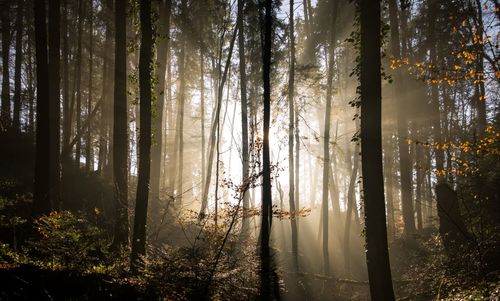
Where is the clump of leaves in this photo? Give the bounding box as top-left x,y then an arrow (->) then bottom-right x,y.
26,211 -> 114,272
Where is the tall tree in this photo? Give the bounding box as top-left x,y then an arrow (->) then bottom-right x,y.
388,0 -> 415,235
61,0 -> 71,179
359,0 -> 395,299
75,0 -> 83,166
287,0 -> 299,271
1,2 -> 11,128
112,0 -> 129,250
33,0 -> 51,216
321,0 -> 339,276
150,0 -> 171,217
86,0 -> 94,172
238,0 -> 250,235
13,0 -> 24,132
48,0 -> 61,208
199,15 -> 239,218
131,0 -> 153,271
261,0 -> 273,299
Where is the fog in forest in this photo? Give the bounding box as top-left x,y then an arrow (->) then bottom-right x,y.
0,0 -> 499,300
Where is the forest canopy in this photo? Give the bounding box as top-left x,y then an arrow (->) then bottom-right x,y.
0,0 -> 499,300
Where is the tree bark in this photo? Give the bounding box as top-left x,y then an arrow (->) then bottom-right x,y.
111,0 -> 129,250
1,2 -> 11,128
199,16 -> 239,219
131,0 -> 153,271
13,1 -> 24,132
48,0 -> 61,209
260,0 -> 273,299
359,0 -> 396,299
288,0 -> 298,271
86,0 -> 94,172
321,0 -> 339,276
238,0 -> 251,237
388,0 -> 415,235
150,0 -> 171,215
33,0 -> 52,216
75,0 -> 83,167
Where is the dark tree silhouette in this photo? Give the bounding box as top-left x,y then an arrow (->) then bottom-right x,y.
112,0 -> 129,249
359,0 -> 396,299
131,0 -> 153,271
261,0 -> 273,299
33,0 -> 51,216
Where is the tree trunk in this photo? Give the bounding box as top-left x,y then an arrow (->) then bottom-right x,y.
33,0 -> 52,216
175,44 -> 186,207
61,0 -> 71,180
111,0 -> 129,250
388,0 -> 415,235
199,16 -> 239,219
86,1 -> 94,172
238,0 -> 251,239
13,1 -> 24,132
321,0 -> 339,276
75,0 -> 83,167
131,0 -> 152,271
260,0 -> 273,299
1,3 -> 11,128
287,0 -> 298,271
344,136 -> 359,275
48,0 -> 61,208
359,0 -> 396,299
150,0 -> 171,216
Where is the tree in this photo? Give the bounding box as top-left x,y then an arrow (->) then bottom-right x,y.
13,0 -> 24,132
287,0 -> 299,271
238,0 -> 251,236
261,0 -> 273,299
112,0 -> 129,250
48,0 -> 61,209
321,0 -> 339,276
359,0 -> 395,299
388,0 -> 415,235
131,0 -> 153,271
150,0 -> 171,216
33,0 -> 51,216
75,0 -> 83,166
1,2 -> 11,129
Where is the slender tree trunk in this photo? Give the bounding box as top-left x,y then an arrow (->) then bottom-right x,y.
200,48 -> 206,201
287,0 -> 298,271
27,23 -> 35,135
384,133 -> 396,238
238,0 -> 251,238
33,0 -> 51,216
1,3 -> 11,128
388,0 -> 415,235
75,0 -> 83,167
359,0 -> 395,299
111,0 -> 129,250
86,1 -> 94,172
321,0 -> 339,276
175,45 -> 186,206
151,0 -> 171,215
343,137 -> 359,275
260,0 -> 273,299
131,0 -> 152,271
61,0 -> 71,179
48,0 -> 61,209
473,0 -> 486,134
13,1 -> 24,132
199,17 -> 239,219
